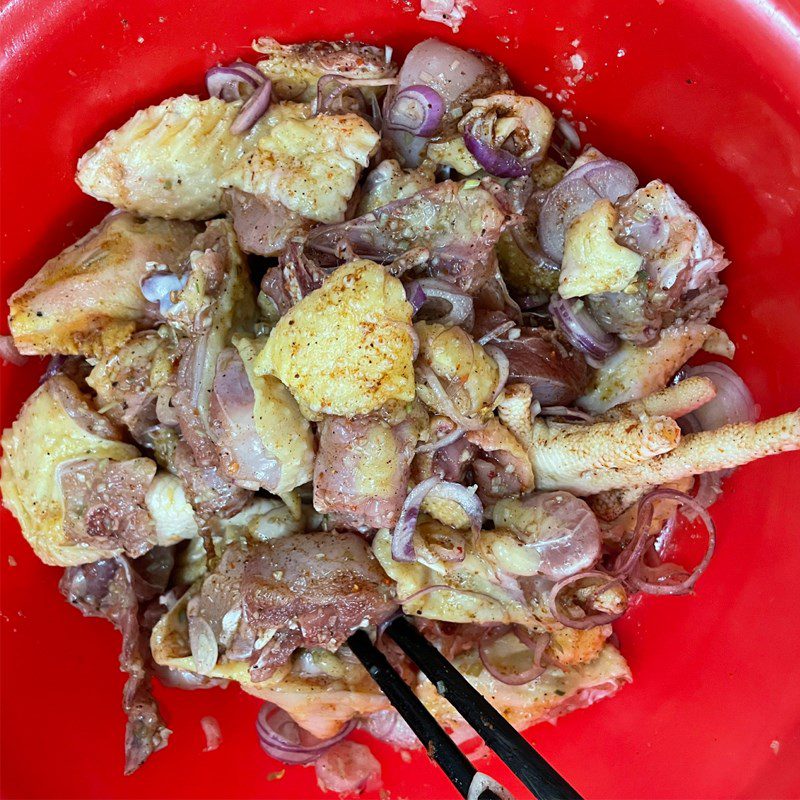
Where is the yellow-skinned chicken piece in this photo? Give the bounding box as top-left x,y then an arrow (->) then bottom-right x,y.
8,212 -> 197,358
578,322 -> 722,413
415,322 -> 500,425
559,199 -> 644,298
545,625 -> 611,668
357,159 -> 436,215
1,377 -> 138,566
416,642 -> 630,733
253,37 -> 397,102
233,336 -> 315,496
596,375 -> 717,422
1,376 -> 199,567
373,524 -> 551,628
151,588 -> 390,739
254,260 -> 415,419
577,410 -> 800,494
76,96 -> 310,220
223,114 -> 380,223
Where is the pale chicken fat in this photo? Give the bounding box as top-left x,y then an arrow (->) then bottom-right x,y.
144,472 -> 200,545
254,260 -> 415,419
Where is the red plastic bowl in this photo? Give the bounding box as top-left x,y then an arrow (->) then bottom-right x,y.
2,0 -> 800,797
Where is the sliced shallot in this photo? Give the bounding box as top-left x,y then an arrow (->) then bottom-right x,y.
316,75 -> 398,116
547,571 -> 626,630
549,295 -> 619,361
0,334 -> 27,366
392,477 -> 483,562
484,345 -> 509,402
416,425 -> 465,454
416,364 -> 486,431
477,320 -> 515,346
230,78 -> 272,135
406,281 -> 427,312
621,488 -> 717,596
386,85 -> 445,136
463,127 -> 529,179
256,702 -> 355,766
406,278 -> 474,328
206,64 -> 260,102
201,716 -> 222,752
467,772 -> 516,800
478,624 -> 550,685
397,584 -> 498,606
682,362 -> 757,432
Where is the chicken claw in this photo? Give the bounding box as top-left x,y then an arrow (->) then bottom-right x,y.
597,376 -> 717,422
531,416 -> 682,493
579,411 -> 800,494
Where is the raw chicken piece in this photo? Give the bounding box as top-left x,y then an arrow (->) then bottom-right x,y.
583,180 -> 730,343
76,96 -> 283,219
61,554 -> 173,773
0,377 -> 192,566
253,37 -> 396,102
87,331 -> 181,445
529,415 -> 682,494
416,643 -> 630,734
210,340 -> 314,496
223,189 -> 310,257
466,418 -> 534,503
314,415 -> 421,529
59,458 -> 159,559
8,211 -> 197,358
578,322 -> 719,413
491,327 -> 590,406
415,322 -> 500,424
223,114 -> 380,224
356,159 -> 435,215
259,243 -> 328,317
307,180 -> 517,292
617,180 -> 729,294
255,260 -> 415,419
575,411 -> 800,494
170,534 -> 397,682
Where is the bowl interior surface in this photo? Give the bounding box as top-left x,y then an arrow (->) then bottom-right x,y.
1,0 -> 800,797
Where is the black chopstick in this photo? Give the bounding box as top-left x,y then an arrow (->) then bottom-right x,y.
384,616 -> 583,800
347,629 -> 501,800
